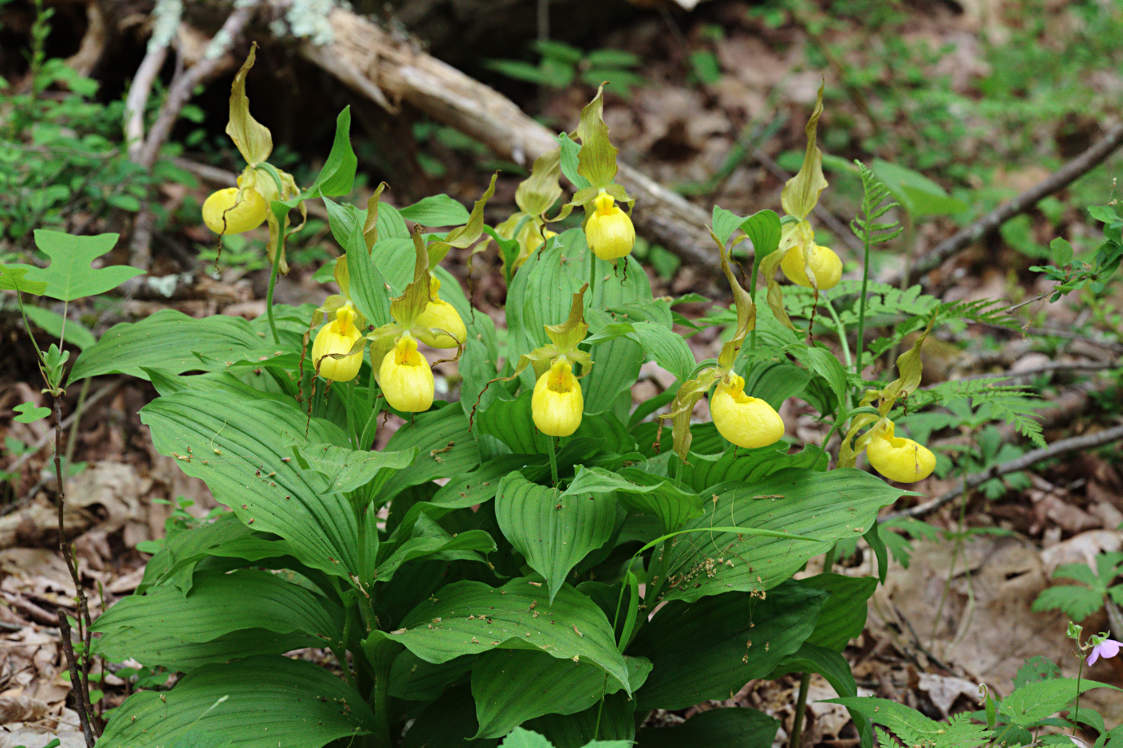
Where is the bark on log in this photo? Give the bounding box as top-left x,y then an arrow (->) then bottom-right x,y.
292,4 -> 720,278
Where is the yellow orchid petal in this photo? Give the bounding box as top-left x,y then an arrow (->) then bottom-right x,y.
201,187 -> 267,235
312,304 -> 363,382
379,333 -> 434,412
866,421 -> 936,483
532,358 -> 584,437
780,243 -> 842,290
709,374 -> 785,449
415,277 -> 467,349
584,190 -> 635,261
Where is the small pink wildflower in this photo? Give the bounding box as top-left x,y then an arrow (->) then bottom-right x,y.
1086,638 -> 1121,666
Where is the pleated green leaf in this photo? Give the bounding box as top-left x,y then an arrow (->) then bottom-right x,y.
676,443 -> 827,493
636,583 -> 824,710
637,708 -> 780,748
383,577 -> 630,690
95,626 -> 316,674
310,107 -> 357,198
298,442 -> 417,494
525,692 -> 636,748
476,390 -> 550,455
380,404 -> 482,501
325,197 -> 392,326
69,309 -> 277,381
565,465 -> 702,532
471,650 -> 651,738
399,194 -> 471,226
662,468 -> 907,603
800,573 -> 877,651
495,472 -> 618,602
139,512 -> 291,595
430,456 -> 544,509
140,385 -> 360,579
95,569 -> 342,663
98,656 -> 374,747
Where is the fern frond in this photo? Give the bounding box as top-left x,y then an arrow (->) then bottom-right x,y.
934,297 -> 1022,331
911,378 -> 1047,447
785,280 -> 940,323
851,161 -> 903,247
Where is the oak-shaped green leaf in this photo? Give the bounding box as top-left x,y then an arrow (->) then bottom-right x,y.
28,230 -> 141,301
0,263 -> 47,295
13,402 -> 50,424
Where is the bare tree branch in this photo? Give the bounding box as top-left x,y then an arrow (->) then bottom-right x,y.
885,422 -> 1123,521
882,122 -> 1123,288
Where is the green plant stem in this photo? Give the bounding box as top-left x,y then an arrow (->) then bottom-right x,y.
822,295 -> 852,370
548,436 -> 560,490
265,251 -> 282,344
1072,656 -> 1084,735
372,655 -> 392,748
789,672 -> 812,748
588,254 -> 597,304
750,259 -> 759,352
855,228 -> 872,375
65,378 -> 90,469
343,380 -> 358,448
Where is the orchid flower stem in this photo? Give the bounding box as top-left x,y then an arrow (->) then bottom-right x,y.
854,225 -> 872,376
548,436 -> 560,490
265,252 -> 281,344
749,260 -> 759,352
823,545 -> 837,573
588,255 -> 597,305
790,673 -> 812,748
792,544 -> 836,748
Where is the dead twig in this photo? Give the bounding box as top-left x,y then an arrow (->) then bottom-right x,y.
882,122 -> 1123,288
937,360 -> 1118,384
127,1 -> 262,267
58,609 -> 96,747
885,422 -> 1123,521
52,394 -> 98,745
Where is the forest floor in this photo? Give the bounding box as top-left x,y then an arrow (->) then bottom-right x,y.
2,1 -> 1123,746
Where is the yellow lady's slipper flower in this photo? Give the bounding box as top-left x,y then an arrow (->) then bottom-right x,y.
780,243 -> 842,290
414,277 -> 467,349
532,358 -> 584,437
379,333 -> 434,412
866,421 -> 935,483
201,186 -> 268,235
709,373 -> 785,449
584,190 -> 635,261
312,303 -> 363,382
